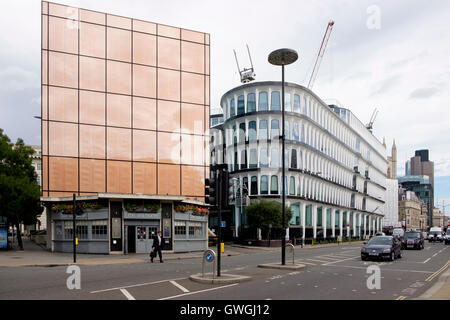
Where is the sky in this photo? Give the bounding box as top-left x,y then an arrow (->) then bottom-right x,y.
0,0 -> 449,210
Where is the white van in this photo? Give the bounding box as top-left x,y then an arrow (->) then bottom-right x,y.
428,227 -> 443,242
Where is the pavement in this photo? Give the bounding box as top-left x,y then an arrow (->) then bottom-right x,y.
416,265 -> 450,300
0,239 -> 242,267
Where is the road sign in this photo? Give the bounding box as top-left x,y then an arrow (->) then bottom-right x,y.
221,221 -> 226,228
205,252 -> 214,262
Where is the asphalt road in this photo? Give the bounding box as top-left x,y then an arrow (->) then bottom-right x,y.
0,241 -> 448,300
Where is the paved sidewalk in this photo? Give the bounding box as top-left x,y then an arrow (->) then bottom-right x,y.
0,239 -> 241,268
231,241 -> 364,251
416,268 -> 450,300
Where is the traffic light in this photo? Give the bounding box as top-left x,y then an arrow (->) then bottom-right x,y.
75,203 -> 84,216
221,170 -> 230,208
205,175 -> 217,206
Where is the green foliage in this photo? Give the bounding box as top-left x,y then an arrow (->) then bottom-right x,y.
0,129 -> 43,249
246,199 -> 292,230
124,200 -> 161,213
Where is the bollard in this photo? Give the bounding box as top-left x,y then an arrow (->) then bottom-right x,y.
202,249 -> 216,279
286,243 -> 295,265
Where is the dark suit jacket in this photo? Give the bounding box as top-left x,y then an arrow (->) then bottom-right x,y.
152,235 -> 162,250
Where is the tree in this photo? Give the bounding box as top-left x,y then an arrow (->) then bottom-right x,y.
0,129 -> 43,250
246,199 -> 292,234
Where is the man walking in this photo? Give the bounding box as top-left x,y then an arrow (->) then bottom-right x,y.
151,231 -> 164,263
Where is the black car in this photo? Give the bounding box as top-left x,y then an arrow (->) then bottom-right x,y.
361,236 -> 402,261
402,231 -> 424,250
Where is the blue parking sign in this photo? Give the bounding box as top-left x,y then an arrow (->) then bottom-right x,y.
221,221 -> 226,228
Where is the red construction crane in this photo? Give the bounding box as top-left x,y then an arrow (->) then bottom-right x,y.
308,20 -> 335,90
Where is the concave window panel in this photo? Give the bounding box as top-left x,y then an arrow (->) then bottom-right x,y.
133,162 -> 156,195
271,91 -> 281,111
285,93 -> 291,112
230,98 -> 235,117
80,9 -> 106,25
261,176 -> 268,195
247,93 -> 256,113
237,95 -> 245,115
260,148 -> 268,167
158,25 -> 180,39
251,176 -> 258,195
133,20 -> 157,34
248,121 -> 257,142
258,92 -> 268,111
80,159 -> 106,193
271,120 -> 280,140
107,160 -> 131,194
294,94 -> 300,113
270,148 -> 279,168
259,120 -> 268,140
107,14 -> 132,29
270,175 -> 279,194
249,148 -> 257,168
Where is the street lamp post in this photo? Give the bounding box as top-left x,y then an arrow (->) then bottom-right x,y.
268,48 -> 298,265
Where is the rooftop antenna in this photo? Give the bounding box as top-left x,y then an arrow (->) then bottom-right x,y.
366,108 -> 379,132
233,44 -> 256,84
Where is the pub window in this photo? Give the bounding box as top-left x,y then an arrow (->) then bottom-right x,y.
92,220 -> 108,239
175,221 -> 186,239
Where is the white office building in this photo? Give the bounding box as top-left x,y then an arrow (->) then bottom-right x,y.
210,81 -> 387,241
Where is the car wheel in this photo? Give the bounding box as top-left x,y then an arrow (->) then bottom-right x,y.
389,252 -> 394,261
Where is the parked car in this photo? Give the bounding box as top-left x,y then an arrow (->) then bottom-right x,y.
392,228 -> 404,241
402,231 -> 424,250
428,227 -> 443,242
361,236 -> 402,261
444,229 -> 450,245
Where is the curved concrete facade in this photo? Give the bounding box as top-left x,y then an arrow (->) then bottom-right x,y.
211,81 -> 387,240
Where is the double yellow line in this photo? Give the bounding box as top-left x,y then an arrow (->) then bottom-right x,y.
395,296 -> 406,300
425,259 -> 450,282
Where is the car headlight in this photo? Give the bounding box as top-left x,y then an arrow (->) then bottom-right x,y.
383,249 -> 391,253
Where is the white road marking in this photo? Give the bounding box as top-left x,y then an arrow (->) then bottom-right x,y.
158,283 -> 239,300
322,256 -> 359,266
294,260 -> 317,266
90,277 -> 187,294
306,258 -> 334,263
170,281 -> 190,293
323,264 -> 434,274
120,289 -> 136,300
432,253 -> 438,257
423,258 -> 431,264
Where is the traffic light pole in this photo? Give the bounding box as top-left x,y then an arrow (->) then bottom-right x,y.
217,169 -> 222,277
73,194 -> 76,264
